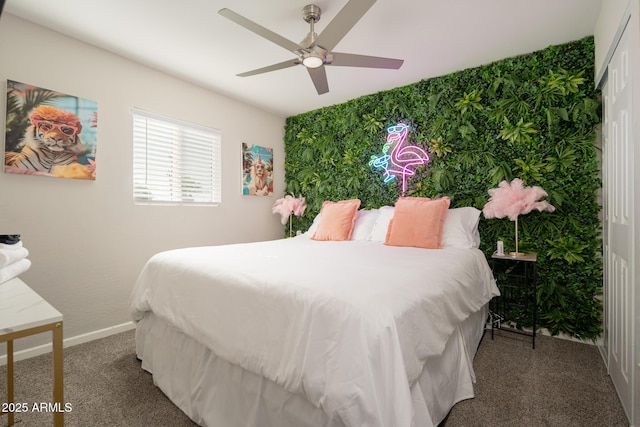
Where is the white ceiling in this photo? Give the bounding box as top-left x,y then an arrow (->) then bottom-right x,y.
3,0 -> 602,118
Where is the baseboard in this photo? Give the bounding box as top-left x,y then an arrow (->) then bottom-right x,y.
0,321 -> 136,366
537,328 -> 597,344
495,322 -> 598,345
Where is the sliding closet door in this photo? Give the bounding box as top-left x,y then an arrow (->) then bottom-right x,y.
606,15 -> 635,423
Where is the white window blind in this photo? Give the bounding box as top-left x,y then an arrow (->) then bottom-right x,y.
132,109 -> 221,205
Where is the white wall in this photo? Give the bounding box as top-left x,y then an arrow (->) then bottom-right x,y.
594,0 -> 630,81
0,14 -> 287,355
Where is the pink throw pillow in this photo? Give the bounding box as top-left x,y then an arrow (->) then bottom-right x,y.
385,196 -> 451,249
312,199 -> 361,241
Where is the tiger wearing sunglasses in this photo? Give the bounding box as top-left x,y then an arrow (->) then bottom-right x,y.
5,105 -> 84,173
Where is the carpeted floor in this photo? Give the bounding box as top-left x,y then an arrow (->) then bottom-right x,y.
0,328 -> 629,427
1,330 -> 197,427
443,330 -> 629,426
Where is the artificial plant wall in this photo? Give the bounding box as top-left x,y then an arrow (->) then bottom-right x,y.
284,37 -> 601,340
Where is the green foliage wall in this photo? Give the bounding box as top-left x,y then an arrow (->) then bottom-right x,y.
284,37 -> 602,340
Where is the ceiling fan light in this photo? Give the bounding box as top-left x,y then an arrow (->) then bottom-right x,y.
302,55 -> 324,69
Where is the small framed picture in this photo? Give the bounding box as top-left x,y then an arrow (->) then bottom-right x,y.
242,143 -> 273,196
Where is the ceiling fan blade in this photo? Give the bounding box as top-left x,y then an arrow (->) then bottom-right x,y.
330,52 -> 403,69
314,0 -> 376,51
307,66 -> 329,95
219,8 -> 302,53
237,59 -> 300,77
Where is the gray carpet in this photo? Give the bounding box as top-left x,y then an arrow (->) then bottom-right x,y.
1,330 -> 196,427
0,329 -> 629,427
444,330 -> 628,426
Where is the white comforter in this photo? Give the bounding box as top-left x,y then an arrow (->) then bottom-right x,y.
130,238 -> 498,427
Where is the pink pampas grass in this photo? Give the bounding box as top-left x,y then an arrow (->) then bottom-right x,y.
272,194 -> 306,224
273,194 -> 307,237
483,178 -> 555,257
483,178 -> 555,221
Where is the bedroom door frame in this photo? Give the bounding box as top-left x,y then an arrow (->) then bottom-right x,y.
597,2 -> 639,425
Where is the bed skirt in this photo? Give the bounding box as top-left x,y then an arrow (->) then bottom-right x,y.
135,305 -> 488,427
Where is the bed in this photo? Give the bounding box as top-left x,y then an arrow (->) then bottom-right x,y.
129,200 -> 499,427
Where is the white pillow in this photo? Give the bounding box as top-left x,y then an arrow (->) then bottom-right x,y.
368,206 -> 395,242
350,209 -> 380,240
441,207 -> 481,249
304,213 -> 322,237
305,209 -> 380,240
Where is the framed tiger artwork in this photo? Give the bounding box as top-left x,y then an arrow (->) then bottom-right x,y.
4,80 -> 98,180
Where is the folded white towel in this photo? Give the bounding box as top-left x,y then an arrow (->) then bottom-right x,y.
0,247 -> 29,268
0,258 -> 31,284
0,241 -> 23,250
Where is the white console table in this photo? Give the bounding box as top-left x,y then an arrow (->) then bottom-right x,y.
0,277 -> 64,426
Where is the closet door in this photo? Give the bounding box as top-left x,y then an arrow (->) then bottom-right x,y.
601,81 -> 609,365
606,16 -> 635,423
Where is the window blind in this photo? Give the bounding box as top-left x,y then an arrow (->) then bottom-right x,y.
132,109 -> 221,205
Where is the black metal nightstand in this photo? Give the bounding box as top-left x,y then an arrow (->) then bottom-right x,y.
489,252 -> 537,348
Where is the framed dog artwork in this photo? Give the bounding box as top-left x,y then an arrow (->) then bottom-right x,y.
4,80 -> 98,180
242,143 -> 273,196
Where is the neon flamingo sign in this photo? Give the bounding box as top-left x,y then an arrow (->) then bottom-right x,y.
369,122 -> 430,196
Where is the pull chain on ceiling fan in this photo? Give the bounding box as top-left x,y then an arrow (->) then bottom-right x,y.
218,0 -> 404,95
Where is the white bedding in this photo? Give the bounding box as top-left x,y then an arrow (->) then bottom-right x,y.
130,237 -> 498,427
135,306 -> 487,427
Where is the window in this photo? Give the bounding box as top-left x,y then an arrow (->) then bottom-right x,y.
132,109 -> 221,205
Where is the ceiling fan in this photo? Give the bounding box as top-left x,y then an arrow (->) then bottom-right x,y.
218,0 -> 404,95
